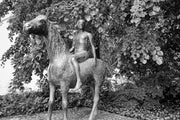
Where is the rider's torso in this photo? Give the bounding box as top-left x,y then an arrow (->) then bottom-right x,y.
74,31 -> 91,53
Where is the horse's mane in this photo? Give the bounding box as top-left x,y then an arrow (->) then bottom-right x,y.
45,22 -> 68,58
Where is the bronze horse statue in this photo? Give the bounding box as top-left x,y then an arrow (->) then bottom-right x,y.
23,15 -> 107,120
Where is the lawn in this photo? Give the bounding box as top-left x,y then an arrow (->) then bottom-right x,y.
0,107 -> 136,120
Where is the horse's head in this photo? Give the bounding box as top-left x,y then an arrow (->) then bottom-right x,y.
23,15 -> 48,36
24,14 -> 70,57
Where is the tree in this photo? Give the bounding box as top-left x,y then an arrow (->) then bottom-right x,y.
1,0 -> 180,101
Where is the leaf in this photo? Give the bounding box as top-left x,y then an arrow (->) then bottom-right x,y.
68,35 -> 73,39
140,58 -> 147,64
152,0 -> 160,2
85,15 -> 91,21
131,17 -> 141,25
156,57 -> 163,65
157,51 -> 163,56
64,17 -> 69,22
177,14 -> 180,19
153,6 -> 160,12
146,2 -> 153,9
98,27 -> 103,33
90,10 -> 97,16
149,11 -> 157,16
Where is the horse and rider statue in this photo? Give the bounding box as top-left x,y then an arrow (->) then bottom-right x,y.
23,14 -> 107,120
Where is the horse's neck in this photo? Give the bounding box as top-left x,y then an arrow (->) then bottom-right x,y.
44,22 -> 70,59
49,52 -> 70,63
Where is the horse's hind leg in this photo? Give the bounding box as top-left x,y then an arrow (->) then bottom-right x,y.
60,81 -> 69,120
89,75 -> 102,120
47,82 -> 55,120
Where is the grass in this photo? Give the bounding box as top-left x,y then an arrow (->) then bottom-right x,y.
0,107 -> 136,120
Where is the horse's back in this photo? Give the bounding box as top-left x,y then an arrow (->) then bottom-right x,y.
79,58 -> 107,78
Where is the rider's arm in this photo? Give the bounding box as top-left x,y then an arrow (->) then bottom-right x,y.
69,44 -> 75,53
69,36 -> 75,53
88,33 -> 97,66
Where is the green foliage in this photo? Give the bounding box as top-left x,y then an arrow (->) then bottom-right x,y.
0,92 -> 48,117
0,89 -> 95,118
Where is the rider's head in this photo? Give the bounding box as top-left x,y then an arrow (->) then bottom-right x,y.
76,19 -> 85,29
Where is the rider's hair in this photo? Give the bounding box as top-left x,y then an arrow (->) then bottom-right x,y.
76,19 -> 86,31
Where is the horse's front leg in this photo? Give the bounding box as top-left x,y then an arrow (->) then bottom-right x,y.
47,82 -> 55,120
60,81 -> 69,120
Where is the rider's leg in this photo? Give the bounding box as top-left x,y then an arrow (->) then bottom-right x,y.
71,57 -> 82,91
69,51 -> 88,93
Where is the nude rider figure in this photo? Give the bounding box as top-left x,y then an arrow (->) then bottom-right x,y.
69,19 -> 97,93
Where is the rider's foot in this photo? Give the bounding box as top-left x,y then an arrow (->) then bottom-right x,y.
69,88 -> 82,94
69,82 -> 82,93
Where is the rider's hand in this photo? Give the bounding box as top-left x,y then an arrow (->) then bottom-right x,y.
69,46 -> 74,53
